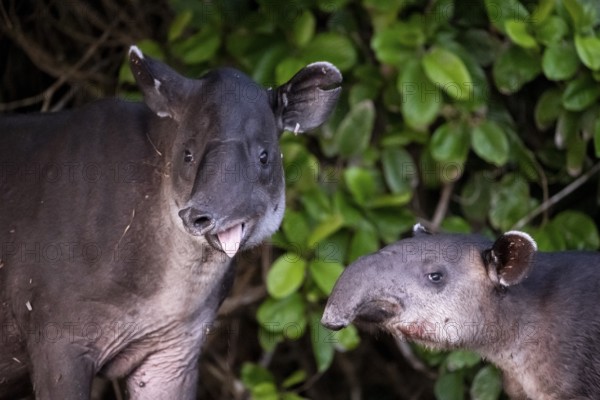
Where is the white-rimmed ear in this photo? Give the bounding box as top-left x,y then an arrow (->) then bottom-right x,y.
128,45 -> 188,121
484,230 -> 537,287
270,62 -> 342,135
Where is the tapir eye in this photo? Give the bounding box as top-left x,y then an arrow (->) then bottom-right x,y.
184,150 -> 194,163
427,272 -> 444,283
259,150 -> 268,165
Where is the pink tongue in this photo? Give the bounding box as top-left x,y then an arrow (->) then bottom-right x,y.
217,224 -> 243,258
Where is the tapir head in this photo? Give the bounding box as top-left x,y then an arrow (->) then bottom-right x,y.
322,225 -> 537,349
128,46 -> 341,258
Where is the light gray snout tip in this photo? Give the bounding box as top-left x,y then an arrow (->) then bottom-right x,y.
321,307 -> 350,331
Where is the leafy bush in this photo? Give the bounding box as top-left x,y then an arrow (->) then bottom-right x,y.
3,0 -> 599,398
128,0 -> 600,398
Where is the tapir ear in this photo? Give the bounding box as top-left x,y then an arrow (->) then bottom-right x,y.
129,46 -> 188,121
484,230 -> 537,287
270,62 -> 342,134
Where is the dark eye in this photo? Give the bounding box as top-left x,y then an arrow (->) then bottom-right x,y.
184,150 -> 193,163
427,272 -> 443,283
259,150 -> 268,165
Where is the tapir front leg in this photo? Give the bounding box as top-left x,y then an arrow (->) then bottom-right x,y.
28,343 -> 95,400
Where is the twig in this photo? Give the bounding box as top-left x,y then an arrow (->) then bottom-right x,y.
0,4 -> 118,112
513,161 -> 600,229
431,181 -> 455,231
218,285 -> 266,316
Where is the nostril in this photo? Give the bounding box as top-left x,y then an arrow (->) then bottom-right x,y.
192,215 -> 212,230
179,207 -> 214,235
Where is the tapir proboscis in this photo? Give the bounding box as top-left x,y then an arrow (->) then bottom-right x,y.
322,224 -> 600,399
0,46 -> 341,399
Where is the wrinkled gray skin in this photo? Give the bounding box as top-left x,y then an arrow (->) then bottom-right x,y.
0,46 -> 341,400
322,225 -> 600,400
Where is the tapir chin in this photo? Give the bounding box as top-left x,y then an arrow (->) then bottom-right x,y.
322,223 -> 600,399
0,46 -> 341,399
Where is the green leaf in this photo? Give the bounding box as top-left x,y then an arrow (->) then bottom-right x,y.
445,350 -> 481,371
266,254 -> 307,299
347,229 -> 380,263
470,366 -> 503,400
241,362 -> 275,389
250,382 -> 279,400
562,74 -> 600,111
257,293 -> 307,333
367,207 -> 415,243
440,216 -> 471,233
344,167 -> 377,205
371,27 -> 415,67
535,88 -> 563,130
566,133 -> 586,176
460,173 -> 493,223
333,191 -> 364,228
493,45 -> 541,94
422,47 -> 473,101
555,110 -> 579,149
484,0 -> 529,33
381,147 -> 416,195
168,11 -> 193,42
552,211 -> 600,250
300,188 -> 332,221
457,29 -> 499,67
534,16 -> 569,46
489,174 -> 536,231
398,60 -> 442,130
301,32 -> 357,71
505,19 -> 538,49
575,34 -> 600,70
542,42 -> 580,81
434,372 -> 464,400
292,10 -> 316,47
282,370 -> 307,389
252,43 -> 289,86
282,211 -> 310,248
531,0 -> 555,25
471,120 -> 510,166
368,193 -> 412,208
563,0 -> 587,33
276,57 -> 307,85
307,214 -> 344,249
430,122 -> 470,164
309,259 -> 344,295
310,313 -> 335,372
172,28 -> 220,64
531,224 -> 567,251
336,100 -> 375,157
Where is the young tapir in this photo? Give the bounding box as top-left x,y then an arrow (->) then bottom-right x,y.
322,224 -> 600,399
0,46 -> 341,399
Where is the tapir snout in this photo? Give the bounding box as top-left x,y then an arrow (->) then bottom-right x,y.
322,250 -> 403,331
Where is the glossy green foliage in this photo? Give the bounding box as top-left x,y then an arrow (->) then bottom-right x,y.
124,0 -> 600,397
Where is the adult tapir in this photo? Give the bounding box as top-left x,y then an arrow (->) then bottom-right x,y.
322,224 -> 600,399
0,46 -> 341,399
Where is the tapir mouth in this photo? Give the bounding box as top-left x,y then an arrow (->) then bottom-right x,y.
206,222 -> 246,258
